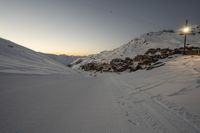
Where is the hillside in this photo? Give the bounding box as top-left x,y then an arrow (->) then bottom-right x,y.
107,55 -> 200,132
44,53 -> 82,66
71,26 -> 200,69
0,38 -> 72,74
1,31 -> 200,133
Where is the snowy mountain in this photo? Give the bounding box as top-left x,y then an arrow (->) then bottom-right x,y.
0,37 -> 72,74
71,26 -> 200,69
44,53 -> 83,66
1,30 -> 200,133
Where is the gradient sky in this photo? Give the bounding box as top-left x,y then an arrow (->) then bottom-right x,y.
0,0 -> 200,55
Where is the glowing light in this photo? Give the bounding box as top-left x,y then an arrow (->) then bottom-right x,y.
182,26 -> 191,34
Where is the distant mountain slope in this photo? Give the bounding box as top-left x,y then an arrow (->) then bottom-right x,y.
0,38 -> 72,74
71,26 -> 200,69
44,53 -> 83,66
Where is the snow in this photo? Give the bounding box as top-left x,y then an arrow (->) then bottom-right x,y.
44,53 -> 82,66
1,55 -> 200,132
107,55 -> 200,132
0,38 -> 72,74
71,27 -> 200,69
1,28 -> 200,132
0,73 -> 131,133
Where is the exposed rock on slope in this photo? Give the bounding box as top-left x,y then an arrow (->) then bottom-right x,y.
70,26 -> 200,69
79,47 -> 200,72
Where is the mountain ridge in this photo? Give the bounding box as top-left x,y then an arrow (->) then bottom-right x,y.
0,37 -> 75,74
71,26 -> 200,69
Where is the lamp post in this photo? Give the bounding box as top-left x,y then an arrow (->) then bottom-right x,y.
182,19 -> 191,54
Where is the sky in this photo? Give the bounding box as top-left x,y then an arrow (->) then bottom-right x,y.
0,0 -> 200,55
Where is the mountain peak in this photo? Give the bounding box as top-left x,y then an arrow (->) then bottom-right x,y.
71,27 -> 200,69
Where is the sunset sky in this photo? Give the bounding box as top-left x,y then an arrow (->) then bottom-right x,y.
0,0 -> 200,55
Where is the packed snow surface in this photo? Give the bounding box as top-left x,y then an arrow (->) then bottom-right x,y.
1,55 -> 200,133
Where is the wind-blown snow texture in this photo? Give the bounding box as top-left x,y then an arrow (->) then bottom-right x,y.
0,38 -> 72,74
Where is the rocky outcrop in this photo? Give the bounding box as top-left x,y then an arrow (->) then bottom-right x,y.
81,62 -> 112,72
145,48 -> 175,58
110,58 -> 133,72
80,47 -> 200,73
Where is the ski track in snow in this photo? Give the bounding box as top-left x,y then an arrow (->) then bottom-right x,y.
0,68 -> 200,133
1,25 -> 200,133
168,88 -> 189,97
109,75 -> 200,133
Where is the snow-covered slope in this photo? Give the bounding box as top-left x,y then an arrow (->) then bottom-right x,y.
1,55 -> 200,133
109,55 -> 200,132
44,53 -> 82,66
72,27 -> 200,69
0,38 -> 72,74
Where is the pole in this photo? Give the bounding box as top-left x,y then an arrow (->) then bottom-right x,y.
184,34 -> 186,54
184,19 -> 188,55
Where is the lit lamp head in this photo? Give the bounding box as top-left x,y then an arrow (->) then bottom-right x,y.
182,26 -> 191,34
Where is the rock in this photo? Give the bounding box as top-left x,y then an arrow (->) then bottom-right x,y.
80,46 -> 200,73
110,58 -> 130,72
80,62 -> 112,72
8,45 -> 14,48
101,63 -> 112,72
128,62 -> 140,72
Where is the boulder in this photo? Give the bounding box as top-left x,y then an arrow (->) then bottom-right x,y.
80,46 -> 200,73
110,58 -> 131,72
80,62 -> 112,72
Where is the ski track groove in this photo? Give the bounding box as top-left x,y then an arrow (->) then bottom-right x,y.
109,76 -> 200,133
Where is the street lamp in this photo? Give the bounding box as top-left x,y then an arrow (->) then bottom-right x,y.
182,19 -> 191,54
182,26 -> 191,34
